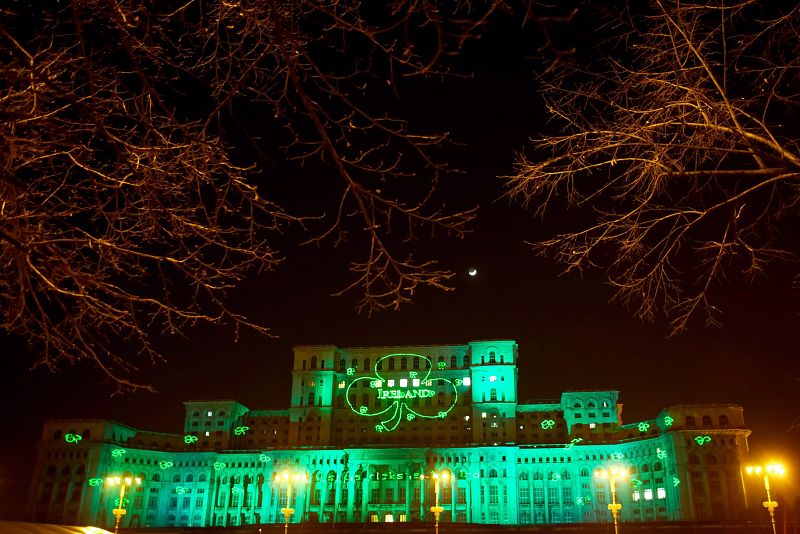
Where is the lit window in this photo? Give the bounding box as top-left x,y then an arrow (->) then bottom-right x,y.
463,377 -> 471,386
338,381 -> 346,389
632,490 -> 640,501
644,489 -> 653,501
400,379 -> 408,388
204,431 -> 210,437
657,487 -> 666,499
464,415 -> 470,422
589,423 -> 596,429
412,379 -> 420,387
489,376 -> 497,382
387,380 -> 395,387
207,411 -> 213,417
481,412 -> 487,419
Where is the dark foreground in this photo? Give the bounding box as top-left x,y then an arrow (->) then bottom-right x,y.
117,521 -> 783,534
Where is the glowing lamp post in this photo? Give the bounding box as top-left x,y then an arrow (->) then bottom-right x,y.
746,463 -> 786,534
106,475 -> 141,534
595,467 -> 626,534
422,471 -> 448,534
274,471 -> 307,534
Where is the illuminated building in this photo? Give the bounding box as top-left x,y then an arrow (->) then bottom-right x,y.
27,340 -> 751,528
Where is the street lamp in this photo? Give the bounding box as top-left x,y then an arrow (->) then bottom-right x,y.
745,463 -> 786,534
106,475 -> 141,534
421,471 -> 449,534
274,470 -> 308,534
595,467 -> 626,534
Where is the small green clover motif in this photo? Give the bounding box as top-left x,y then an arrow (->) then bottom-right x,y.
234,426 -> 249,436
184,435 -> 198,444
564,437 -> 583,449
638,422 -> 650,432
610,452 -> 624,461
232,487 -> 242,494
345,353 -> 459,432
664,415 -> 674,427
631,479 -> 642,487
346,368 -> 355,376
111,448 -> 126,458
541,419 -> 555,430
551,473 -> 561,480
576,497 -> 585,506
159,460 -> 174,469
695,435 -> 711,445
213,462 -> 226,470
672,476 -> 680,487
375,424 -> 384,432
88,477 -> 103,486
454,378 -> 462,386
176,487 -> 190,494
437,361 -> 446,370
64,433 -> 82,443
259,454 -> 271,462
657,448 -> 667,459
114,497 -> 130,507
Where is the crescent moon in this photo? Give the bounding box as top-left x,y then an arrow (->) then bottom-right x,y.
468,268 -> 477,276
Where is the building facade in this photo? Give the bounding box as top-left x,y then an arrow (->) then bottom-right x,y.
28,340 -> 751,529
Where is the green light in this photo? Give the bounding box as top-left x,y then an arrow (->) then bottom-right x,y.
159,460 -> 174,469
631,479 -> 642,487
672,476 -> 681,487
345,353 -> 459,433
213,462 -> 226,470
234,425 -> 249,435
551,473 -> 561,480
111,448 -> 126,458
695,435 -> 711,445
64,433 -> 82,443
232,487 -> 242,494
664,415 -> 674,427
346,368 -> 355,376
657,448 -> 667,459
114,497 -> 129,507
638,422 -> 649,432
176,487 -> 190,494
541,419 -> 555,429
610,452 -> 624,461
259,454 -> 271,462
437,361 -> 446,370
184,435 -> 198,444
88,477 -> 103,486
564,437 -> 583,449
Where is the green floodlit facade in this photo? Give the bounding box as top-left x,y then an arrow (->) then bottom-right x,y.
28,340 -> 751,529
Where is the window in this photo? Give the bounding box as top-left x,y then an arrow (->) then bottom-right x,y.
632,490 -> 640,501
719,414 -> 729,426
388,358 -> 395,370
401,357 -> 408,370
533,487 -> 544,505
490,388 -> 498,401
657,487 -> 666,499
413,357 -> 420,369
451,355 -> 457,367
644,489 -> 653,501
686,416 -> 696,428
702,415 -> 713,427
311,356 -> 317,369
489,351 -> 496,363
463,354 -> 469,366
339,359 -> 346,372
489,486 -> 498,504
364,358 -> 370,370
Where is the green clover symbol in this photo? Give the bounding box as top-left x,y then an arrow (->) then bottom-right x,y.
657,448 -> 667,459
576,497 -> 585,506
631,479 -> 642,487
437,361 -> 446,370
232,487 -> 242,494
176,487 -> 190,494
259,454 -> 271,462
564,437 -> 583,449
375,424 -> 384,432
346,368 -> 355,376
694,435 -> 711,445
664,415 -> 674,427
610,452 -> 624,461
672,476 -> 680,487
114,497 -> 130,507
234,426 -> 249,436
345,353 -> 459,432
184,435 -> 198,444
552,473 -> 561,480
159,460 -> 174,469
64,433 -> 82,443
454,378 -> 462,386
638,422 -> 650,432
111,448 -> 126,458
88,477 -> 103,486
213,462 -> 226,471
541,419 -> 555,430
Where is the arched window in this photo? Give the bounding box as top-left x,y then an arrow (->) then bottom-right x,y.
705,454 -> 718,464
152,473 -> 161,482
463,354 -> 469,367
199,474 -> 207,482
719,414 -> 729,426
388,358 -> 395,370
533,471 -> 543,480
364,358 -> 370,371
451,355 -> 457,368
702,415 -> 713,427
425,359 -> 431,369
185,474 -> 193,482
500,354 -> 504,363
438,355 -> 445,366
587,401 -> 596,408
302,360 -> 306,370
308,392 -> 315,406
640,463 -> 650,473
490,388 -> 498,401
580,468 -> 589,477
519,471 -> 529,481
339,359 -> 346,372
573,401 -> 583,409
413,357 -> 420,369
685,416 -> 696,428
688,454 -> 700,465
489,351 -> 496,363
562,471 -> 571,480
310,356 -> 317,369
653,462 -> 663,471
401,357 -> 408,370
489,469 -> 498,478
173,474 -> 181,482
351,359 -> 358,371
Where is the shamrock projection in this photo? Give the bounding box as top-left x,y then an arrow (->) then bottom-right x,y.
345,353 -> 460,432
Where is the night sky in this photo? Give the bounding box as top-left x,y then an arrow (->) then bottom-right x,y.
2,6 -> 799,520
